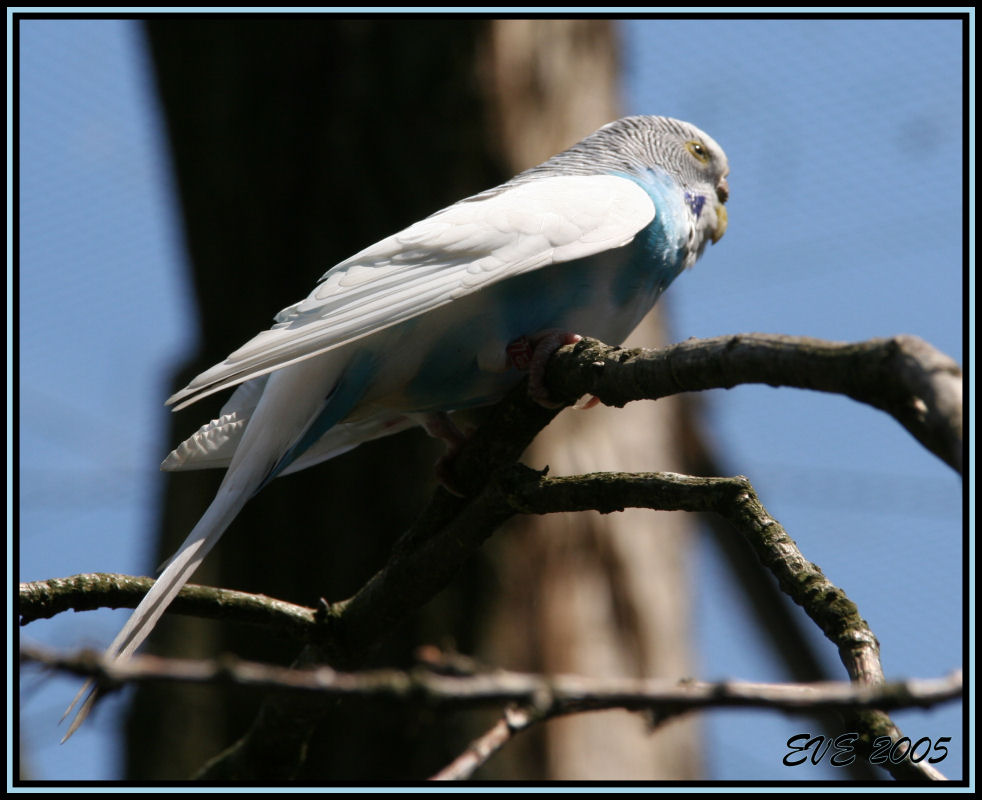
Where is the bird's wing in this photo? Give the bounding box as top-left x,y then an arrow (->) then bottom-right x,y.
168,173 -> 655,410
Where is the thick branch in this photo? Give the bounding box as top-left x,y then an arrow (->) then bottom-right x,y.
544,334 -> 963,474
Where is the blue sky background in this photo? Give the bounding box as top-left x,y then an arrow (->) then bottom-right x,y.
14,15 -> 970,782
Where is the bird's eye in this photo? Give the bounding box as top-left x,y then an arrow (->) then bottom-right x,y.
686,140 -> 710,163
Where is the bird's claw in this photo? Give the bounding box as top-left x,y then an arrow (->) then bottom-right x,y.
416,411 -> 472,496
507,330 -> 582,408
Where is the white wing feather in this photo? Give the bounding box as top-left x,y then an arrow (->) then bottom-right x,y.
167,174 -> 654,410
160,378 -> 268,471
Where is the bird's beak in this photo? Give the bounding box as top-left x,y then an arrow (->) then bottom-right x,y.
711,176 -> 729,244
711,205 -> 728,244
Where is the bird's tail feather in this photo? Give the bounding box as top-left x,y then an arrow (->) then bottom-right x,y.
61,354 -> 350,740
60,484 -> 249,740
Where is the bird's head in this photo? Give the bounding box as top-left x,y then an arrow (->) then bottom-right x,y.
522,115 -> 729,263
599,116 -> 729,257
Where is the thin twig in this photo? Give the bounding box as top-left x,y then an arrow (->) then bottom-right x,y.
430,707 -> 538,780
18,574 -> 318,640
21,643 -> 962,714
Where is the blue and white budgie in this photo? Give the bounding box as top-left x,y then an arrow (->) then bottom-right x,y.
63,115 -> 728,737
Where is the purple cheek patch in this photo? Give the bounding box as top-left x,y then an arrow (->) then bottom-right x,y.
685,192 -> 706,218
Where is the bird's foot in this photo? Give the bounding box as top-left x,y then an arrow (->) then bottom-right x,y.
506,330 -> 587,409
417,411 -> 472,496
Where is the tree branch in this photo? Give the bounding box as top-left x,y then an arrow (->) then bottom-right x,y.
21,640 -> 960,782
544,334 -> 963,474
20,643 -> 961,715
18,574 -> 319,639
21,469 -> 920,717
26,333 -> 961,780
25,469 -> 958,780
501,470 -> 885,680
430,706 -> 538,781
496,468 -> 955,781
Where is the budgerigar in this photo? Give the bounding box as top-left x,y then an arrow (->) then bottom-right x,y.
62,115 -> 729,737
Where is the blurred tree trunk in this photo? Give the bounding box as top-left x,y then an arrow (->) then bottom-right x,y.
130,18 -> 700,780
473,21 -> 701,780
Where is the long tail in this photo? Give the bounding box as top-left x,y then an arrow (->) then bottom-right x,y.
61,354 -> 354,740
60,477 -> 254,739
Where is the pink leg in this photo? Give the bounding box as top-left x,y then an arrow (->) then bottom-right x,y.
419,411 -> 469,452
507,330 -> 583,409
417,411 -> 471,495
